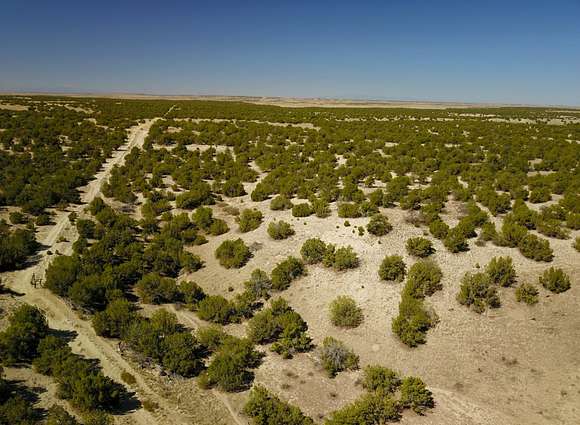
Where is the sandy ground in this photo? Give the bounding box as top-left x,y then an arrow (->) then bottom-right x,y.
182,180 -> 580,425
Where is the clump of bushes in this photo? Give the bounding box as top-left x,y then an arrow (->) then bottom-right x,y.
391,292 -> 435,347
539,267 -> 571,293
362,366 -> 400,393
338,203 -> 362,218
244,269 -> 272,299
300,238 -> 327,264
366,213 -> 393,236
197,295 -> 237,324
405,260 -> 443,298
378,255 -> 406,282
247,298 -> 311,358
485,256 -> 516,287
323,245 -> 359,271
135,273 -> 178,304
292,203 -> 313,217
457,272 -> 500,313
271,257 -> 306,290
267,221 -> 295,240
329,296 -> 363,328
192,206 -> 229,236
215,238 -> 251,268
318,337 -> 359,377
326,391 -> 401,424
244,385 -> 314,425
406,237 -> 434,258
300,239 -> 359,271
311,198 -> 331,218
238,209 -> 263,233
443,228 -> 468,252
429,219 -> 449,239
518,234 -> 553,262
199,337 -> 261,391
400,376 -> 435,414
515,283 -> 539,305
270,195 -> 293,211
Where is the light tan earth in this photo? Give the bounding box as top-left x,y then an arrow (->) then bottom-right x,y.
1,106 -> 579,425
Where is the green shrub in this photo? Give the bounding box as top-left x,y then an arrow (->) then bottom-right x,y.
215,238 -> 251,268
429,219 -> 449,239
120,371 -> 137,386
323,245 -> 359,271
319,337 -> 359,377
518,234 -> 553,262
362,366 -> 401,393
497,220 -> 527,247
292,203 -> 313,217
300,238 -> 327,264
567,213 -> 580,230
179,280 -> 206,306
197,295 -> 236,324
444,228 -> 468,252
574,236 -> 580,252
391,293 -> 433,347
515,283 -> 539,305
201,337 -> 261,391
92,299 -> 136,338
457,272 -> 500,313
378,255 -> 406,282
539,267 -> 571,293
222,178 -> 246,197
0,304 -> 49,365
270,195 -> 293,211
338,203 -> 361,218
400,376 -> 434,414
162,332 -> 204,377
536,219 -> 569,239
247,298 -> 311,358
406,237 -> 434,258
329,296 -> 363,328
271,257 -> 306,290
244,385 -> 314,425
325,391 -> 401,424
209,219 -> 229,236
135,273 -> 179,304
405,260 -> 442,298
485,256 -> 516,287
268,221 -> 295,240
238,209 -> 263,233
311,198 -> 331,218
366,214 -> 392,236
244,269 -> 272,299
529,188 -> 551,203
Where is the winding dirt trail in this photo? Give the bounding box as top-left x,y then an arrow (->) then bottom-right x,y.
2,117 -> 238,425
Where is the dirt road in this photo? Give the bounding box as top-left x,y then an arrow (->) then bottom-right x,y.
2,118 -> 237,425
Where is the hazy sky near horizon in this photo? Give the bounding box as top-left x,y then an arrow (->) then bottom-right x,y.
1,0 -> 579,105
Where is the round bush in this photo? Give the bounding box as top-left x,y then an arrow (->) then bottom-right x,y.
378,255 -> 406,282
338,203 -> 362,218
539,267 -> 571,293
292,203 -> 313,217
485,256 -> 516,287
366,214 -> 393,236
405,260 -> 442,298
515,283 -> 539,305
429,219 -> 449,239
300,238 -> 327,264
457,272 -> 500,313
518,234 -> 553,262
271,257 -> 306,290
329,296 -> 363,328
270,195 -> 293,211
215,239 -> 251,268
406,237 -> 434,258
267,221 -> 295,240
237,209 -> 263,233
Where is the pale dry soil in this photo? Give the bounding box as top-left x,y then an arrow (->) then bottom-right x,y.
182,181 -> 580,425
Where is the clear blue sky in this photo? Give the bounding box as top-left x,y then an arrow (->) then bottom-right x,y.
1,0 -> 579,105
